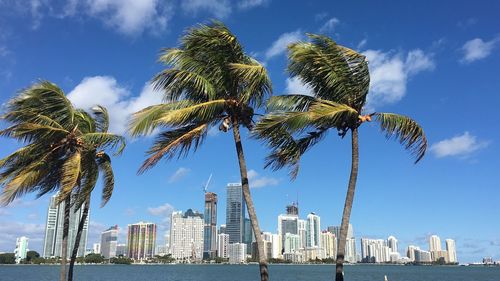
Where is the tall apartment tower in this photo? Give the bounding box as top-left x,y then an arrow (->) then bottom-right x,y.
217,233 -> 229,258
127,222 -> 156,260
203,192 -> 218,259
101,225 -> 118,259
387,236 -> 398,253
170,209 -> 204,261
14,236 -> 29,263
226,183 -> 246,243
43,193 -> 89,258
429,235 -> 442,251
445,239 -> 457,263
330,224 -> 356,263
306,212 -> 321,248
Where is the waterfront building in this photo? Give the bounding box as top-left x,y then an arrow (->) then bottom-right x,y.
164,233 -> 170,255
360,238 -> 390,263
116,244 -> 127,256
330,224 -> 356,262
243,218 -> 253,247
93,243 -> 101,254
284,233 -> 301,254
446,239 -> 457,263
43,193 -> 89,258
226,183 -> 245,243
298,219 -> 307,249
278,213 -> 298,252
14,236 -> 28,263
203,192 -> 218,259
100,225 -> 118,259
217,233 -> 229,258
170,209 -> 204,261
320,231 -> 337,258
306,213 -> 321,248
228,243 -> 247,264
387,236 -> 398,253
429,234 -> 442,260
262,232 -> 281,259
283,252 -> 304,263
127,222 -> 156,260
414,249 -> 432,263
304,247 -> 325,261
406,245 -> 419,261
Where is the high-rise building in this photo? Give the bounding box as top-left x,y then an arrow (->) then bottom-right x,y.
203,192 -> 218,259
243,218 -> 253,246
100,225 -> 118,259
262,232 -> 281,259
14,236 -> 29,263
217,233 -> 229,258
360,238 -> 390,263
406,245 -> 419,261
226,183 -> 246,243
298,219 -> 307,249
164,234 -> 170,255
93,243 -> 101,254
429,235 -> 442,261
306,213 -> 320,248
414,249 -> 432,263
445,239 -> 457,263
170,209 -> 204,261
43,193 -> 89,258
321,231 -> 337,258
127,222 -> 156,260
228,243 -> 247,264
219,224 -> 226,234
283,233 -> 301,254
116,244 -> 127,256
278,213 -> 298,252
387,236 -> 398,253
330,224 -> 356,262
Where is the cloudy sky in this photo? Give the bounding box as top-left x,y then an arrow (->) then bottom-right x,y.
0,0 -> 499,263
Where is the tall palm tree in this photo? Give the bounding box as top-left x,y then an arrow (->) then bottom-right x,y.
129,21 -> 272,281
0,81 -> 125,281
253,34 -> 427,281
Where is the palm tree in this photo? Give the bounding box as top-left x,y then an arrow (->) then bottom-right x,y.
253,34 -> 427,281
0,81 -> 125,281
129,21 -> 272,281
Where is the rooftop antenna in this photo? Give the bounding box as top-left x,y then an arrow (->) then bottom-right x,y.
203,173 -> 212,193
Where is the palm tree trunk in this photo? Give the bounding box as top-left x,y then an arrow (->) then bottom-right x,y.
68,197 -> 90,281
60,196 -> 71,281
335,127 -> 359,281
231,117 -> 269,281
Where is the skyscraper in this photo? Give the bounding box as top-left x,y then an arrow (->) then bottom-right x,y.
228,243 -> 247,264
387,236 -> 398,253
100,225 -> 118,259
306,213 -> 320,248
429,234 -> 442,261
14,236 -> 29,263
43,193 -> 89,258
278,213 -> 298,252
170,209 -> 204,261
445,239 -> 457,263
217,233 -> 229,258
244,218 -> 253,246
127,222 -> 156,260
203,192 -> 218,258
286,202 -> 299,216
321,231 -> 337,258
226,183 -> 245,243
330,224 -> 356,262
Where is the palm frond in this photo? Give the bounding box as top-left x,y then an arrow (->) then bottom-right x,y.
229,61 -> 272,107
80,133 -> 126,155
155,99 -> 225,127
97,153 -> 114,207
0,123 -> 69,143
375,113 -> 427,163
92,105 -> 110,133
152,69 -> 217,102
267,95 -> 316,112
58,152 -> 81,203
139,122 -> 209,173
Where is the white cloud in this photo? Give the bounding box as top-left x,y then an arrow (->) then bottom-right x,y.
363,48 -> 435,108
181,0 -> 231,18
168,167 -> 190,183
0,221 -> 45,252
238,0 -> 269,9
461,37 -> 498,63
67,76 -> 163,135
86,0 -> 173,36
285,77 -> 314,96
248,169 -> 279,188
357,38 -> 367,50
265,30 -> 304,60
147,202 -> 175,230
431,132 -> 489,158
319,17 -> 340,34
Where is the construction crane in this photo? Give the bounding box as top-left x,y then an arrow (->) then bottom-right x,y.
203,173 -> 212,193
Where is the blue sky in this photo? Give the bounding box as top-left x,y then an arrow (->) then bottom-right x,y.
0,0 -> 499,263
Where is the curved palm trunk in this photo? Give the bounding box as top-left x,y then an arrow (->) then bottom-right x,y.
60,196 -> 71,281
335,128 -> 359,281
231,118 -> 269,281
68,197 -> 90,281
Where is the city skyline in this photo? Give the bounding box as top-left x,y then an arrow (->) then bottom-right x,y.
1,0 -> 500,264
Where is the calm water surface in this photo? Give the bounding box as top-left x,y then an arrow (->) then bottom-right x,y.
0,264 -> 499,281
